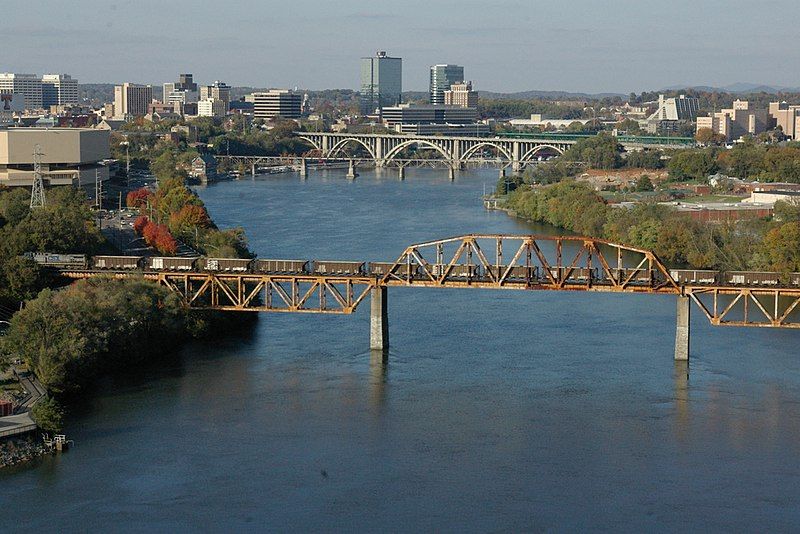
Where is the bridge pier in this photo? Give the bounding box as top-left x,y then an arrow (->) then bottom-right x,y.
448,167 -> 456,181
299,158 -> 308,178
398,166 -> 405,180
251,163 -> 256,177
347,160 -> 358,179
499,167 -> 506,180
370,287 -> 388,351
674,295 -> 690,361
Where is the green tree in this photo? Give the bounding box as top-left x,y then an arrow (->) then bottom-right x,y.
564,133 -> 622,169
635,174 -> 654,192
667,150 -> 718,181
31,396 -> 65,434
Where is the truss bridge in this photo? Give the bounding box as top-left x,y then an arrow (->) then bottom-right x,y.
59,234 -> 800,363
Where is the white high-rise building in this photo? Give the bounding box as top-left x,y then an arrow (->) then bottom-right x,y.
200,81 -> 231,111
0,73 -> 43,109
41,74 -> 79,106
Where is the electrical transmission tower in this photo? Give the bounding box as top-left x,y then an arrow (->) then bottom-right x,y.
30,144 -> 45,208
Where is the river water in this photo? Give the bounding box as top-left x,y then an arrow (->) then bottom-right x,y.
3,168 -> 800,531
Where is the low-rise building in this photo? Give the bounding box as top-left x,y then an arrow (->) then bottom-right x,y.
508,113 -> 592,129
191,154 -> 217,182
0,128 -> 110,187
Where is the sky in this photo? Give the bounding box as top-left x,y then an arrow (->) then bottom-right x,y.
4,0 -> 799,94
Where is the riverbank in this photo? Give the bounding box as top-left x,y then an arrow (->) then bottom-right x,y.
0,433 -> 53,469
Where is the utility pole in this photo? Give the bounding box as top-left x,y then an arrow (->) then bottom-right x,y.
95,168 -> 102,210
30,144 -> 46,208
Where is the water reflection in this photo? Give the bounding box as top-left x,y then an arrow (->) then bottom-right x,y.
369,349 -> 389,411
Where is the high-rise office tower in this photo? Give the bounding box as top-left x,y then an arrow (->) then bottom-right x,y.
0,73 -> 43,109
41,74 -> 79,106
429,64 -> 464,105
113,83 -> 153,118
360,51 -> 402,116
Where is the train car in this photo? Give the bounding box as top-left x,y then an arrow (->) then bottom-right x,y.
367,262 -> 410,277
547,267 -> 596,282
670,269 -> 719,285
312,261 -> 365,276
487,265 -> 537,281
614,268 -> 655,284
202,258 -> 251,272
430,264 -> 479,279
253,259 -> 309,274
726,271 -> 780,286
92,255 -> 143,270
786,273 -> 800,286
148,257 -> 198,271
25,252 -> 88,269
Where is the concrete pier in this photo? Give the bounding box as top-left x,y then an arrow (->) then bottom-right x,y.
347,160 -> 358,179
448,167 -> 456,181
251,163 -> 256,177
499,167 -> 506,180
398,166 -> 405,180
370,287 -> 388,351
299,158 -> 308,178
674,295 -> 690,361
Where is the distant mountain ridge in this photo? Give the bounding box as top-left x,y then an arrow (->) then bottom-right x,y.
661,83 -> 800,94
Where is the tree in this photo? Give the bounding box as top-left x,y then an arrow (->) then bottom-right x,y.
635,174 -> 654,192
133,215 -> 149,235
762,222 -> 800,272
695,127 -> 725,145
31,396 -> 65,434
667,150 -> 718,181
564,133 -> 622,169
0,256 -> 46,302
126,188 -> 151,209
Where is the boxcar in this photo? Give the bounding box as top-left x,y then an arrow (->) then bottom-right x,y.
670,269 -> 719,284
312,261 -> 365,276
203,258 -> 251,272
253,259 -> 308,274
726,271 -> 780,286
93,255 -> 142,270
149,257 -> 198,271
25,252 -> 88,269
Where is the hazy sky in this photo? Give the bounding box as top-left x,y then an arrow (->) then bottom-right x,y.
4,0 -> 798,94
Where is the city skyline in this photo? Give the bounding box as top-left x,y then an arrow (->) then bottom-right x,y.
4,0 -> 800,94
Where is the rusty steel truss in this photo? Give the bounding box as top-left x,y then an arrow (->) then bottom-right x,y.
59,234 -> 800,328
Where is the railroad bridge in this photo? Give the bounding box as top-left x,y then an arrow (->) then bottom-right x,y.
60,235 -> 800,363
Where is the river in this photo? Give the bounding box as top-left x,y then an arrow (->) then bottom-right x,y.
2,168 -> 800,531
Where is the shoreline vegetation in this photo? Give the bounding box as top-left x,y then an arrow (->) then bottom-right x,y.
496,134 -> 800,272
0,152 -> 259,466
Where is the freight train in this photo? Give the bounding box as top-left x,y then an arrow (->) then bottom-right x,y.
23,253 -> 800,287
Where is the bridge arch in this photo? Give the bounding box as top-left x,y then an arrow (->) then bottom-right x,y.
460,141 -> 513,162
326,137 -> 377,160
383,139 -> 452,163
519,144 -> 566,163
298,136 -> 321,151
